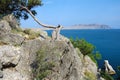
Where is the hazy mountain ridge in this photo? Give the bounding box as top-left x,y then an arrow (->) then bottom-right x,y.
64,24 -> 111,29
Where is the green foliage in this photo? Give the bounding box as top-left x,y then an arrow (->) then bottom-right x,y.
100,71 -> 114,80
88,51 -> 101,65
95,51 -> 102,60
32,48 -> 55,80
70,38 -> 102,65
0,0 -> 42,19
70,38 -> 94,56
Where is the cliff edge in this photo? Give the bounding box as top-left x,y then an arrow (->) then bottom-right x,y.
0,20 -> 101,80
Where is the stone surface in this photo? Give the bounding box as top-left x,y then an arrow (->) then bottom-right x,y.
29,41 -> 98,80
0,20 -> 11,33
1,69 -> 28,80
26,28 -> 49,40
3,14 -> 21,30
0,20 -> 24,45
0,45 -> 21,66
0,33 -> 25,45
0,37 -> 99,80
0,19 -> 100,80
0,45 -> 21,80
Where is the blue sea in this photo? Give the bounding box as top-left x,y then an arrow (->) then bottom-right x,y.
47,29 -> 120,78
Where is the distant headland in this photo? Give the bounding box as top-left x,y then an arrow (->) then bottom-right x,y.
64,24 -> 111,29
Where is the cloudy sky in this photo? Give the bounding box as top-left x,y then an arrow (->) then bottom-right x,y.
21,0 -> 120,28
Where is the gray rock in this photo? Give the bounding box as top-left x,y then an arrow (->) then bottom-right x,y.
3,14 -> 21,30
0,45 -> 21,66
14,39 -> 42,80
0,20 -> 11,33
1,69 -> 28,80
0,33 -> 25,45
28,28 -> 49,40
0,45 -> 21,79
29,40 -> 97,80
0,27 -> 99,80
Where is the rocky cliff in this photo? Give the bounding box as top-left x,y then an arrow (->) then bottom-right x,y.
0,19 -> 100,80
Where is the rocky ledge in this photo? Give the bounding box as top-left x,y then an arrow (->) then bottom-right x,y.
0,19 -> 102,80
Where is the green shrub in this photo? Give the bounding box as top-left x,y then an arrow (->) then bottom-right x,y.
100,71 -> 114,80
70,38 -> 95,56
32,49 -> 55,80
88,51 -> 101,65
70,38 -> 101,65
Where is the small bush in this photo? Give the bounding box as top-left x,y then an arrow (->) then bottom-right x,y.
70,38 -> 101,65
100,71 -> 114,80
32,49 -> 55,80
70,38 -> 95,56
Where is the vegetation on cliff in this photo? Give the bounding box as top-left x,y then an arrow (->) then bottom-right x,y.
70,38 -> 101,65
0,1 -> 111,80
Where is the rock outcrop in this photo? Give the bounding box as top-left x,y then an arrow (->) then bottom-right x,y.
104,60 -> 116,75
0,20 -> 99,80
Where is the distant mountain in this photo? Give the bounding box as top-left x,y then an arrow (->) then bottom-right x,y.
64,24 -> 111,29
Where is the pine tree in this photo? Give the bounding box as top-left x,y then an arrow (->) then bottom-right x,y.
0,0 -> 42,19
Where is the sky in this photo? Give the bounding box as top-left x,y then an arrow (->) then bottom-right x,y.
21,0 -> 120,29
